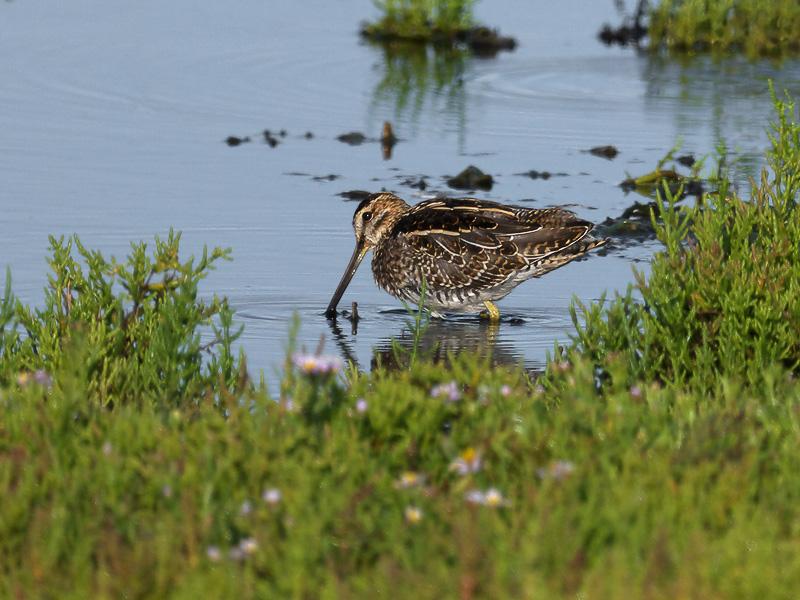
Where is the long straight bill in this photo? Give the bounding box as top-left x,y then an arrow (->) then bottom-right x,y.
325,241 -> 367,319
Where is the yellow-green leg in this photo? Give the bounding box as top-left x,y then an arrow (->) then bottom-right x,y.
480,300 -> 501,322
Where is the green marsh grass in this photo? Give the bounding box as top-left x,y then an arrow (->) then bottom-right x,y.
649,0 -> 800,56
2,89 -> 800,598
363,0 -> 475,42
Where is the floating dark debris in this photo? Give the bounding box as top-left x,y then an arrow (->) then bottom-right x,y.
515,170 -> 567,180
337,132 -> 367,146
447,165 -> 493,190
337,190 -> 372,202
263,130 -> 280,147
400,176 -> 427,190
312,174 -> 340,182
598,0 -> 647,47
458,26 -> 517,57
598,22 -> 647,47
587,145 -> 619,160
676,154 -> 696,167
304,131 -> 314,139
596,201 -> 658,243
225,136 -> 250,147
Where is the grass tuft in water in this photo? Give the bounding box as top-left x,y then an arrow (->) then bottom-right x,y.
361,0 -> 516,56
649,0 -> 800,56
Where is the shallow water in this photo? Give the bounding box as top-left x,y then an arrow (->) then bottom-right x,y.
2,1 -> 799,384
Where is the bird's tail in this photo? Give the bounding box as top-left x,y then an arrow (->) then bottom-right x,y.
533,235 -> 608,276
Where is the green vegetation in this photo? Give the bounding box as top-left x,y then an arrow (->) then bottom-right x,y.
365,0 -> 475,40
649,0 -> 800,56
620,141 -> 707,198
2,90 -> 800,598
361,0 -> 516,55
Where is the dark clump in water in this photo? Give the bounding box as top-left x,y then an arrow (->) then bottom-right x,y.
515,169 -> 567,180
263,130 -> 280,147
447,165 -> 493,190
596,200 -> 672,244
456,26 -> 518,57
225,135 -> 250,146
312,174 -> 340,182
586,145 -> 619,159
598,0 -> 647,47
676,154 -> 696,167
337,190 -> 372,201
337,131 -> 367,145
400,176 -> 427,190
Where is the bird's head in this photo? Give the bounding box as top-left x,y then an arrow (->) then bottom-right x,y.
326,193 -> 409,318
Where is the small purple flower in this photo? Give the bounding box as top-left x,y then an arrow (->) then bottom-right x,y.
34,370 -> 53,387
629,385 -> 643,400
262,488 -> 282,504
430,381 -> 461,402
355,398 -> 368,413
240,500 -> 253,516
292,352 -> 343,376
537,460 -> 575,481
206,545 -> 222,562
162,484 -> 173,498
16,370 -> 53,388
500,384 -> 512,397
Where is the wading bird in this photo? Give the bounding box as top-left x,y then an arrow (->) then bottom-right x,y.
325,193 -> 607,321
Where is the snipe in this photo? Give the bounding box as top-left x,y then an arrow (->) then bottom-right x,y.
325,193 -> 607,321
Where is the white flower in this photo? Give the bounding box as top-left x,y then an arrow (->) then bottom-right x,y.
449,447 -> 482,475
262,488 -> 282,504
405,506 -> 423,524
239,537 -> 258,555
395,471 -> 425,489
465,487 -> 509,507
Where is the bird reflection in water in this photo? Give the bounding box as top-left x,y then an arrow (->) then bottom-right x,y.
326,312 -> 544,377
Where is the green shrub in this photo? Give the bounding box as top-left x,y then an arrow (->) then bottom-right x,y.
0,231 -> 244,406
570,85 -> 800,390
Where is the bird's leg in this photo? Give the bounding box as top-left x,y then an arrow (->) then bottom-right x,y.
480,300 -> 501,322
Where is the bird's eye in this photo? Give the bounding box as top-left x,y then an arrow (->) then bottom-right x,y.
362,211 -> 373,222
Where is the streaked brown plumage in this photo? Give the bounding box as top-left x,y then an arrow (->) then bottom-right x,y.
325,192 -> 607,320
